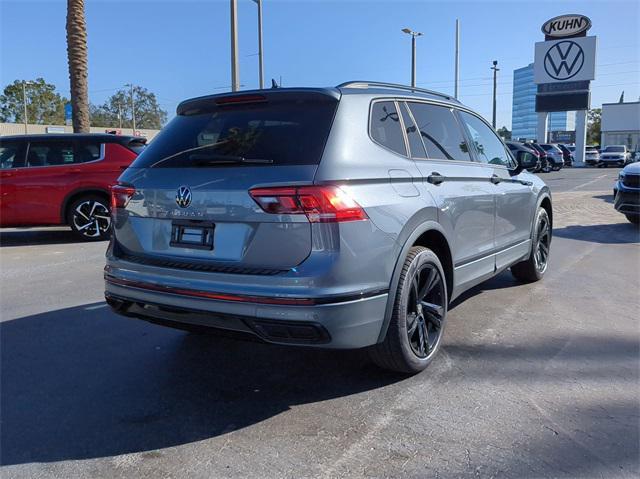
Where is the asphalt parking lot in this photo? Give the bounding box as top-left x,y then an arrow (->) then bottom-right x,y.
1,167 -> 638,478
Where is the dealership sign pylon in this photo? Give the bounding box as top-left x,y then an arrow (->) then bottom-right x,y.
533,14 -> 596,165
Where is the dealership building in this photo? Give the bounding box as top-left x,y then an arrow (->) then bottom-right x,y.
601,101 -> 640,153
511,63 -> 575,141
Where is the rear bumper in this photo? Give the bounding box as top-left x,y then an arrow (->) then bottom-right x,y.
104,266 -> 388,349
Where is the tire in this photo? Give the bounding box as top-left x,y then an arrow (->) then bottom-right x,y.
626,214 -> 640,225
67,194 -> 112,241
369,246 -> 447,374
511,208 -> 551,283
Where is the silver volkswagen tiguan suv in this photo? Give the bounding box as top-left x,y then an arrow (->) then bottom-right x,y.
105,81 -> 552,374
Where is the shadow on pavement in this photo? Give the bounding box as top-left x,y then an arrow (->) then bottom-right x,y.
553,222 -> 640,244
449,269 -> 524,309
0,303 -> 402,466
592,193 -> 614,204
0,228 -> 101,247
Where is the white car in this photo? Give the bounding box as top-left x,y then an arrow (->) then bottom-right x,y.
584,146 -> 600,166
600,145 -> 631,167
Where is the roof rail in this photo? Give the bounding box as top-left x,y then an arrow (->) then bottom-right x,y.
336,81 -> 457,102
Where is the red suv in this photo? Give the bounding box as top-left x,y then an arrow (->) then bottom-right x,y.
0,134 -> 146,240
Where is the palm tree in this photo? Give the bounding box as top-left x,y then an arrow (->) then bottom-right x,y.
66,0 -> 90,132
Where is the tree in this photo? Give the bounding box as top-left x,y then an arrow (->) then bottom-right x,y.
0,78 -> 68,124
587,108 -> 601,145
90,86 -> 167,129
66,0 -> 90,132
497,126 -> 512,140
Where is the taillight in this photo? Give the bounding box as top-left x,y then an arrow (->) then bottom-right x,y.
110,184 -> 136,209
249,186 -> 368,223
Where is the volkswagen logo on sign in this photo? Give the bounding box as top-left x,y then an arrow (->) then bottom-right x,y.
175,186 -> 192,208
544,41 -> 584,80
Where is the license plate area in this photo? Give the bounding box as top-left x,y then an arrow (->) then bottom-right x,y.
170,220 -> 214,250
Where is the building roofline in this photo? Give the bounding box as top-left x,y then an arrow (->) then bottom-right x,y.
602,101 -> 640,106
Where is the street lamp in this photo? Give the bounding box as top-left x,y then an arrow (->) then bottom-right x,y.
22,81 -> 35,134
491,60 -> 500,128
230,0 -> 240,91
402,28 -> 423,88
251,0 -> 264,89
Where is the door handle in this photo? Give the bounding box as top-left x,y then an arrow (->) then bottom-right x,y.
427,172 -> 445,185
69,168 -> 83,173
490,174 -> 502,184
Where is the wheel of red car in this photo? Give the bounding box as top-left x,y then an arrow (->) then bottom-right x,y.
67,195 -> 112,241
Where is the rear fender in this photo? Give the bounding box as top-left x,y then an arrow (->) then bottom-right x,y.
376,216 -> 452,343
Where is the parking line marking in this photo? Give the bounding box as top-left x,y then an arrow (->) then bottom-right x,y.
572,174 -> 608,191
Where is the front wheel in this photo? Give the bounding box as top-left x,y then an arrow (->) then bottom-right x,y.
511,208 -> 551,283
369,247 -> 447,374
67,195 -> 112,241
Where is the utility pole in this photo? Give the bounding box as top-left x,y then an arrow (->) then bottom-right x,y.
454,19 -> 460,99
491,60 -> 499,128
118,102 -> 123,129
126,83 -> 137,136
22,81 -> 29,134
402,28 -> 423,88
230,0 -> 240,91
252,0 -> 264,89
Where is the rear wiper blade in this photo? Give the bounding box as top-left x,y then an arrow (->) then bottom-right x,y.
191,154 -> 273,165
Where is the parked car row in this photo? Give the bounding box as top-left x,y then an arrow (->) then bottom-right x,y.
512,142 -> 638,168
506,141 -> 567,173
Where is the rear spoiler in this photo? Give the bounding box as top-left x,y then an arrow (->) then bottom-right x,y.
177,88 -> 341,116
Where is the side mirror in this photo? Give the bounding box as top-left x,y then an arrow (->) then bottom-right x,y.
514,150 -> 537,174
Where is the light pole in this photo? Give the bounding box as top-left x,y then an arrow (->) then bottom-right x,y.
230,0 -> 240,91
491,60 -> 499,128
125,83 -> 137,135
21,81 -> 35,134
251,0 -> 264,89
454,19 -> 460,99
402,28 -> 423,88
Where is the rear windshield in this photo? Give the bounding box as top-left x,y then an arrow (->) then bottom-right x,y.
130,99 -> 337,168
604,146 -> 625,152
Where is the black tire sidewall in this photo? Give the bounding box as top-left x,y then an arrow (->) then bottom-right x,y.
394,248 -> 448,372
531,207 -> 550,278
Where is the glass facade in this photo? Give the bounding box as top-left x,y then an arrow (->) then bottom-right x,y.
511,64 -> 574,142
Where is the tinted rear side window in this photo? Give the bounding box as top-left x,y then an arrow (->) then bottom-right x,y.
0,141 -> 25,169
131,98 -> 338,168
370,101 -> 407,156
408,102 -> 471,162
25,141 -> 101,166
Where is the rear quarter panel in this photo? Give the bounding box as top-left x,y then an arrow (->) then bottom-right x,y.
313,93 -> 441,300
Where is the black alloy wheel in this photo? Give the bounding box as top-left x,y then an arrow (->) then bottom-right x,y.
405,263 -> 445,358
369,246 -> 448,374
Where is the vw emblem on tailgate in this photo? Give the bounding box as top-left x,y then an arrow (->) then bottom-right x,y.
175,186 -> 192,208
544,41 -> 584,80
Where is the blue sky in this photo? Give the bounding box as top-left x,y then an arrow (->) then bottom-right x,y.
1,0 -> 638,128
